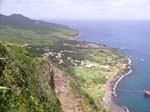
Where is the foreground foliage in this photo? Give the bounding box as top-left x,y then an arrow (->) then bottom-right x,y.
0,43 -> 62,112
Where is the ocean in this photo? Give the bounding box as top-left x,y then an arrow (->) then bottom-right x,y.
50,20 -> 150,112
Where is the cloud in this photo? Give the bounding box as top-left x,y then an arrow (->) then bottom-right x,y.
1,0 -> 150,20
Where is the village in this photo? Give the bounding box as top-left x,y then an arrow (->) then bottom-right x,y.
41,48 -> 110,70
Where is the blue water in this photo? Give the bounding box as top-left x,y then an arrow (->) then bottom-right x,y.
51,20 -> 150,112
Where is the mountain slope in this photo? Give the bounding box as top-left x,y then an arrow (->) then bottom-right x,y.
0,42 -> 62,112
0,14 -> 77,45
0,14 -> 73,34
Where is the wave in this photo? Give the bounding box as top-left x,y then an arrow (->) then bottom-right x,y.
112,57 -> 132,112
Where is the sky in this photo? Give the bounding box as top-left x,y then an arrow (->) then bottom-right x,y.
0,0 -> 150,20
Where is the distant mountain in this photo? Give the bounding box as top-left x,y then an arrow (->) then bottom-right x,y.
0,14 -> 76,45
0,14 -> 74,34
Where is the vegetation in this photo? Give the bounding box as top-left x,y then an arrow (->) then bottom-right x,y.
0,14 -> 127,112
0,14 -> 77,45
0,43 -> 62,112
50,40 -> 126,112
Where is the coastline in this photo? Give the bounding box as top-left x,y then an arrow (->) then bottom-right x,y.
72,29 -> 132,112
103,57 -> 132,112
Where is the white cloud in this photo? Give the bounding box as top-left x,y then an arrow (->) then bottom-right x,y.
1,0 -> 150,20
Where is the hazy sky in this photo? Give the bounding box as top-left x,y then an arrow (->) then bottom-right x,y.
0,0 -> 150,20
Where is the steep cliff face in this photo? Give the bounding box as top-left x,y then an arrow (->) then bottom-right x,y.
0,43 -> 62,112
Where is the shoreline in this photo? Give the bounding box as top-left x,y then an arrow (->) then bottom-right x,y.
72,29 -> 132,112
103,57 -> 132,112
112,57 -> 132,97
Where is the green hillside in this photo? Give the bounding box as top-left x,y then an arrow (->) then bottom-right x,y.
0,14 -> 77,45
0,43 -> 62,112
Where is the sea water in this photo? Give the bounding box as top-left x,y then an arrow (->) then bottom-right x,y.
51,20 -> 150,112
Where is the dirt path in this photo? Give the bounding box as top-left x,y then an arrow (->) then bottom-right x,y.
49,68 -> 82,112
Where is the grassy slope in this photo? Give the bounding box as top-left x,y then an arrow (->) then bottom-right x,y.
0,14 -> 76,45
0,43 -> 62,112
